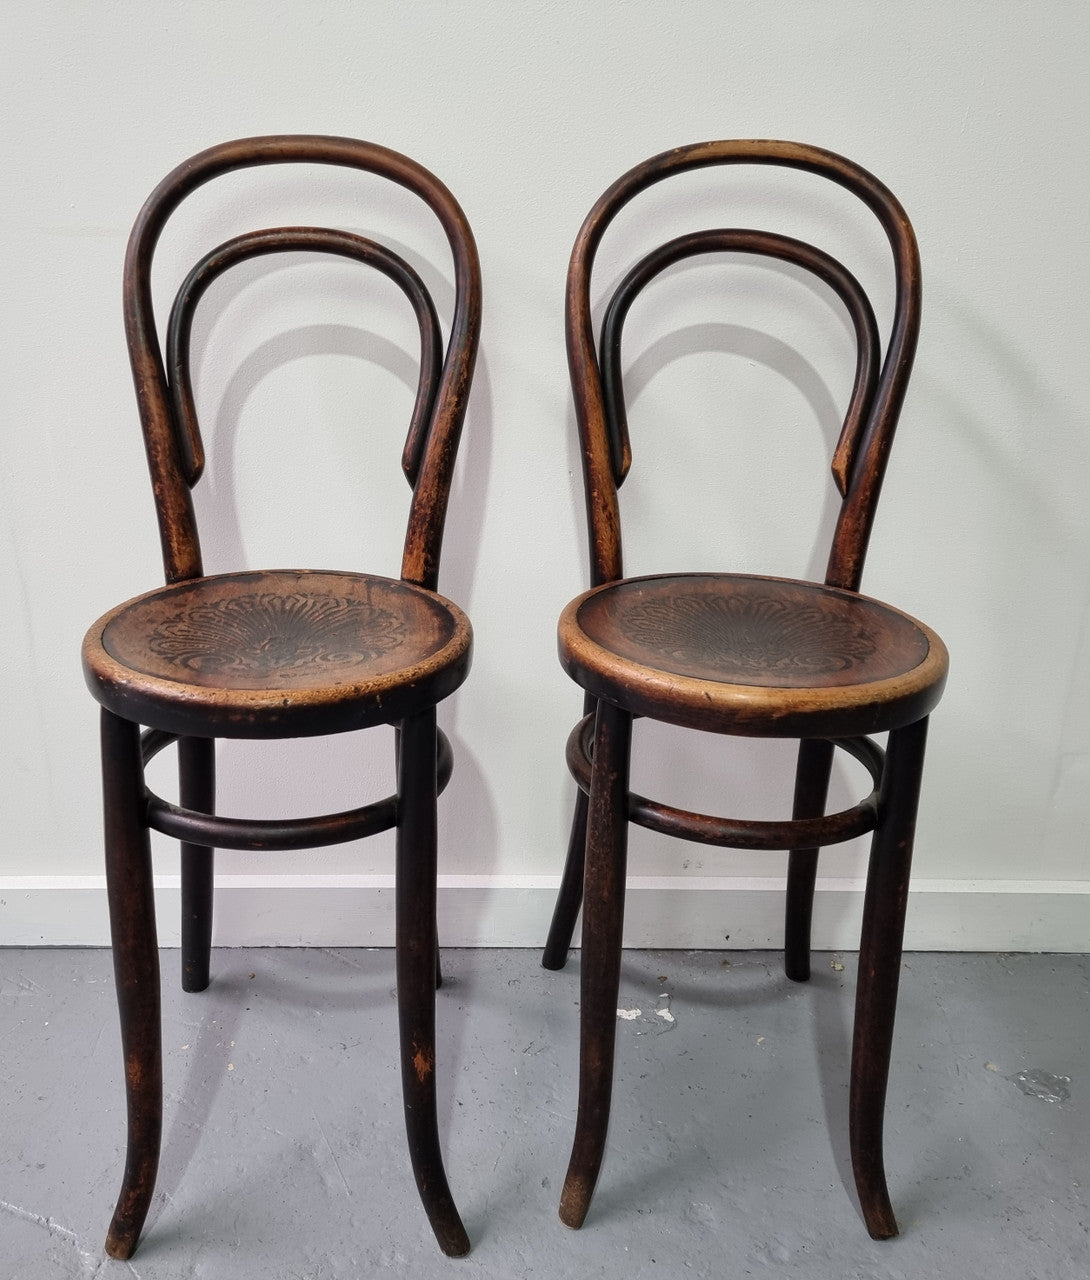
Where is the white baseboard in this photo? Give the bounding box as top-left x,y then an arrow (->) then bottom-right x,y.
2,875 -> 1088,950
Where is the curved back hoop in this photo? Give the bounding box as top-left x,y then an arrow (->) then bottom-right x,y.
566,140 -> 921,591
124,135 -> 482,590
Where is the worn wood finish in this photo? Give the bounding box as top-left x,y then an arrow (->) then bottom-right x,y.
395,708 -> 470,1256
558,699 -> 633,1230
784,737 -> 836,983
563,710 -> 886,851
178,735 -> 215,993
84,569 -> 472,739
542,692 -> 596,970
545,141 -> 948,1242
850,716 -> 929,1238
561,573 -> 946,739
82,136 -> 481,1259
101,710 -> 162,1260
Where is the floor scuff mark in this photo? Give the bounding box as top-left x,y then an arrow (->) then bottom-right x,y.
617,994 -> 676,1035
0,1198 -> 104,1275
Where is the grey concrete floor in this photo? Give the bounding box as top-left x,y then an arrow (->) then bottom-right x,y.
1,948 -> 1086,1279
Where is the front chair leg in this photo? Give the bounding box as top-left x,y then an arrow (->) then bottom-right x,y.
559,700 -> 632,1229
179,735 -> 215,993
101,710 -> 163,1261
849,716 -> 929,1240
394,724 -> 443,989
395,708 -> 470,1257
784,737 -> 835,982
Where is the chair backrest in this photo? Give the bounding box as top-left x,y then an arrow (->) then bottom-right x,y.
566,140 -> 921,594
124,135 -> 481,592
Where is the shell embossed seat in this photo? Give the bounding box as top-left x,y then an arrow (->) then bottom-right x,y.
559,571 -> 946,739
84,569 -> 472,739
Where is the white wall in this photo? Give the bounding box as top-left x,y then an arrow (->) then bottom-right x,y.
2,1 -> 1088,950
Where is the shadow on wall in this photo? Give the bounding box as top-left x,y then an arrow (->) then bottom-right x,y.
559,254 -> 878,901
911,288 -> 1090,876
158,227 -> 499,929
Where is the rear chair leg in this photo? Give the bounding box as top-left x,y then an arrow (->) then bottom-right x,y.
543,698 -> 597,971
101,710 -> 163,1260
784,737 -> 835,982
542,786 -> 589,970
179,735 -> 215,993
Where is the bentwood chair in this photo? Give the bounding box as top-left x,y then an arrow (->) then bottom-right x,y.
542,141 -> 948,1239
81,136 -> 480,1259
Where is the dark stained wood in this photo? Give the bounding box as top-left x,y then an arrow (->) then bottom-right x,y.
849,716 -> 930,1238
541,783 -> 590,971
544,140 -> 948,1244
178,734 -> 215,993
784,737 -> 836,982
85,569 -> 472,739
564,139 -> 921,595
83,136 -> 481,1259
165,228 -> 443,489
599,230 -> 880,495
563,709 -> 885,851
542,693 -> 596,970
395,708 -> 470,1256
100,710 -> 162,1260
558,699 -> 632,1230
560,573 -> 946,738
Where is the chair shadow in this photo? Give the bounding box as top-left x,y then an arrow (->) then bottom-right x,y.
547,947 -> 865,1229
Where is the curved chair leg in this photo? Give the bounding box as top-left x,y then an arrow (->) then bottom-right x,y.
850,716 -> 929,1240
179,736 -> 215,993
559,700 -> 632,1230
784,737 -> 835,982
101,710 -> 163,1261
394,724 -> 444,990
395,708 -> 470,1258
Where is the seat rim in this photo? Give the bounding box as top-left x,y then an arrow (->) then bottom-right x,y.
558,571 -> 948,739
83,568 -> 472,739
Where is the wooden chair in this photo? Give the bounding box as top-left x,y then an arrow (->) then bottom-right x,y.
81,136 -> 480,1259
542,141 -> 949,1239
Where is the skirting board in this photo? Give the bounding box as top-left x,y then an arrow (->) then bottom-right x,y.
2,875 -> 1088,950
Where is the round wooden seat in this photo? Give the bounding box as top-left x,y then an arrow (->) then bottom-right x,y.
559,572 -> 947,738
83,568 -> 472,739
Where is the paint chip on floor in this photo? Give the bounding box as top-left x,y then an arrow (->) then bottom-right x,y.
1011,1068 -> 1071,1104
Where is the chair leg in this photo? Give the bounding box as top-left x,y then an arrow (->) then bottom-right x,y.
541,786 -> 589,970
559,700 -> 632,1230
784,737 -> 835,982
395,708 -> 469,1258
394,724 -> 443,990
101,710 -> 163,1261
179,736 -> 215,993
849,716 -> 929,1240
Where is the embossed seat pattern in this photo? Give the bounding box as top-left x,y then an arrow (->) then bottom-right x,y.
571,573 -> 931,687
84,570 -> 471,739
559,573 -> 944,738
